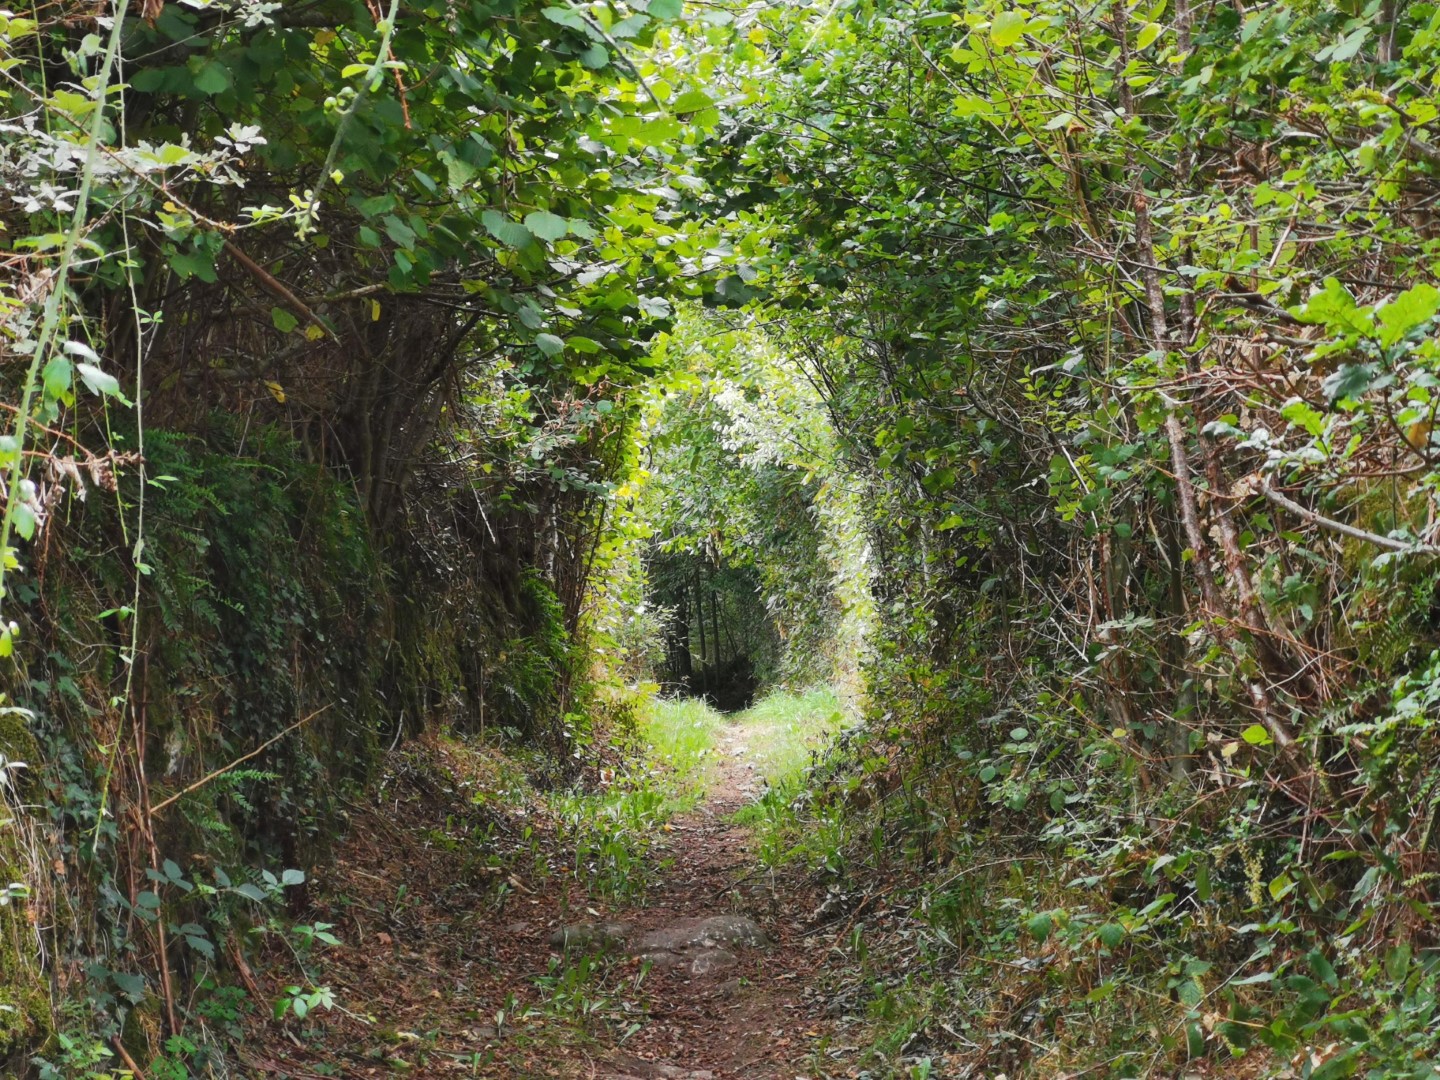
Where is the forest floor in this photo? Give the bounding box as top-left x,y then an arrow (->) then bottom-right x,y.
235,694 -> 855,1079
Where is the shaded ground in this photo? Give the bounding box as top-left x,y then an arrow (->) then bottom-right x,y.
237,710 -> 837,1079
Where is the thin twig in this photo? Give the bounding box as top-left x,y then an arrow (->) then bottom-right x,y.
150,705 -> 332,816
1262,476 -> 1440,555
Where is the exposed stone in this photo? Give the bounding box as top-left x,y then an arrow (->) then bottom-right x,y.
548,919 -> 633,950
634,914 -> 768,953
602,1054 -> 715,1079
689,948 -> 737,976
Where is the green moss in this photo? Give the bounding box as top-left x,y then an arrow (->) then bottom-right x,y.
0,836 -> 54,1063
0,710 -> 39,795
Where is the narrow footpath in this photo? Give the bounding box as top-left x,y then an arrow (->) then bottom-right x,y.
241,711 -> 841,1079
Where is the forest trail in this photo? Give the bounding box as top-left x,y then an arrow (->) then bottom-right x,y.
241,703 -> 841,1080
575,715 -> 832,1080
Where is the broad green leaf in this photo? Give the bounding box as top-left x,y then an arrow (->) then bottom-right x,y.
192,60 -> 230,95
1378,283 -> 1440,347
1241,724 -> 1273,746
646,0 -> 682,19
542,6 -> 586,30
990,11 -> 1027,48
271,307 -> 299,333
1322,363 -> 1377,404
671,89 -> 715,113
481,210 -> 535,250
524,211 -> 570,242
42,355 -> 72,399
1135,22 -> 1162,50
77,362 -> 123,400
536,333 -> 565,357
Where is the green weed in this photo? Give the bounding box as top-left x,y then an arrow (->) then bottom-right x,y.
729,687 -> 853,871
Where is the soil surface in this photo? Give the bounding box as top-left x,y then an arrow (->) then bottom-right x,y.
240,718 -> 839,1079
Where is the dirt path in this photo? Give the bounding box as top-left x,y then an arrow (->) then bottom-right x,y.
583,716 -> 829,1079
242,716 -> 837,1079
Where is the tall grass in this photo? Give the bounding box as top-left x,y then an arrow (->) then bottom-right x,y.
640,696 -> 727,802
730,686 -> 854,870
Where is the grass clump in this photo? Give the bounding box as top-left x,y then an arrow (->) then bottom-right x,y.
639,696 -> 727,804
551,694 -> 725,900
730,686 -> 853,871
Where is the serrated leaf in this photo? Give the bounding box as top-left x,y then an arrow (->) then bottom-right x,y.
42,355 -> 72,399
542,5 -> 585,30
524,211 -> 569,241
185,934 -> 215,959
638,295 -> 672,319
1378,283 -> 1440,347
481,209 -> 534,250
1097,923 -> 1125,948
1322,363 -> 1377,403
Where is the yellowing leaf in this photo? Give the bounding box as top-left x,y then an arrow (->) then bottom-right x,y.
264,381 -> 287,403
991,10 -> 1028,48
1136,22 -> 1162,50
371,299 -> 382,322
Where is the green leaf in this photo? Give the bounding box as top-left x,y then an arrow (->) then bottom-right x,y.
1322,363 -> 1377,404
1241,723 -> 1273,746
1135,22 -> 1162,50
990,11 -> 1027,48
524,211 -> 570,242
271,307 -> 299,333
481,209 -> 534,250
77,363 -> 123,400
536,334 -> 565,357
1378,283 -> 1440,347
671,89 -> 715,113
1097,923 -> 1125,948
1307,948 -> 1338,988
1268,873 -> 1295,901
646,0 -> 683,19
11,503 -> 35,542
638,295 -> 672,319
192,60 -> 231,96
1026,912 -> 1052,941
542,6 -> 586,30
185,934 -> 215,959
580,43 -> 609,69
42,355 -> 72,399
